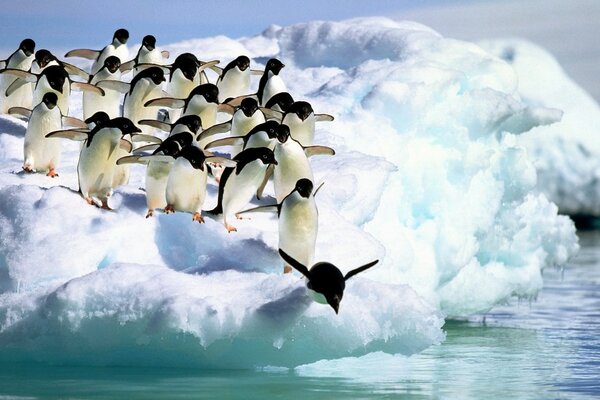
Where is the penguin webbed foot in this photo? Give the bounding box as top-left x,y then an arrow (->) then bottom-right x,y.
22,164 -> 33,173
165,205 -> 175,214
46,169 -> 59,178
146,209 -> 154,218
84,196 -> 94,206
283,265 -> 293,274
100,200 -> 113,211
192,212 -> 205,224
225,223 -> 237,233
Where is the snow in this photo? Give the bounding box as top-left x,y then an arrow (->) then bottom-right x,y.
0,17 -> 579,368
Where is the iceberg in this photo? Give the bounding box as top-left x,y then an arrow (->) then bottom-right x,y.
0,17 -> 578,368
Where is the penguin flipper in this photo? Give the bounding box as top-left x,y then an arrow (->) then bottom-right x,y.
198,60 -> 220,72
116,155 -> 149,165
208,64 -> 223,74
344,260 -> 379,281
0,61 -> 6,69
196,121 -> 232,143
132,143 -> 161,154
62,62 -> 90,81
161,50 -> 170,60
260,107 -> 283,122
315,113 -> 335,122
278,249 -> 311,279
64,49 -> 100,60
224,94 -> 256,108
0,68 -> 37,82
119,60 -> 136,73
144,97 -> 185,109
204,136 -> 244,150
62,116 -> 88,129
120,139 -> 133,153
131,133 -> 163,143
237,204 -> 278,215
140,155 -> 175,164
251,69 -> 264,76
71,81 -> 105,96
217,103 -> 236,115
256,163 -> 274,199
136,63 -> 170,75
7,107 -> 32,119
137,119 -> 171,132
45,129 -> 89,141
304,145 -> 335,157
206,156 -> 237,168
96,80 -> 130,94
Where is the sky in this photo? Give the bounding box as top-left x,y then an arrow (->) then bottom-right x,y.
0,0 -> 598,101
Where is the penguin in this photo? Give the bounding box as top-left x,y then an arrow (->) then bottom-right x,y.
205,119 -> 281,155
120,34 -> 169,76
83,56 -> 122,120
137,114 -> 202,139
264,91 -> 294,113
0,64 -> 104,115
208,147 -> 277,232
166,53 -> 203,122
257,58 -> 286,106
145,83 -> 219,130
32,49 -> 89,80
48,117 -> 141,208
65,28 -> 129,75
278,249 -> 378,314
164,145 -> 234,222
213,55 -> 258,103
97,66 -> 167,135
0,38 -> 35,113
20,92 -> 62,176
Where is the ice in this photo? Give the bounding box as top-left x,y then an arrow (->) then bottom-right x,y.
0,17 -> 579,368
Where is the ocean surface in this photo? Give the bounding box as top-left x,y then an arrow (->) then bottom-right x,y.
0,230 -> 598,400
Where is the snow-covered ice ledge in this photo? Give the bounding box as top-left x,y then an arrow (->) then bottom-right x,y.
0,18 -> 578,367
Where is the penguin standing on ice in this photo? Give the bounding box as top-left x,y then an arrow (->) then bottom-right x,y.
213,55 -> 258,102
83,56 -> 122,119
257,58 -> 286,106
0,38 -> 35,113
208,147 -> 277,232
281,101 -> 334,146
278,249 -> 378,314
65,28 -> 129,75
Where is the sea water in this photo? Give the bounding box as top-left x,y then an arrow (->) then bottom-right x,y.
0,231 -> 597,400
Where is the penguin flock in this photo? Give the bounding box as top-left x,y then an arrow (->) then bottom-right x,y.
0,30 -> 378,314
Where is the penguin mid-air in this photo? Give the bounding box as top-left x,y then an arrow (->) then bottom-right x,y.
0,38 -> 35,113
120,34 -> 170,76
0,64 -> 104,115
278,249 -> 378,314
47,117 -> 141,209
208,147 -> 278,232
83,56 -> 122,120
65,28 -> 129,75
97,66 -> 167,135
257,58 -> 286,106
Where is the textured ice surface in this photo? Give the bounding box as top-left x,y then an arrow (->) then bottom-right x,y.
0,18 -> 578,368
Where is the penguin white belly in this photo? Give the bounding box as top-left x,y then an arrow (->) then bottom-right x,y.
23,106 -> 62,172
168,70 -> 200,121
145,160 -> 172,211
284,114 -> 315,146
123,80 -> 162,133
308,288 -> 328,305
184,97 -> 217,129
166,158 -> 207,213
230,112 -> 266,155
0,53 -> 34,113
274,143 -> 313,202
111,147 -> 131,189
33,77 -> 69,115
217,68 -> 250,102
279,194 -> 318,268
134,48 -> 163,76
84,71 -> 121,119
262,75 -> 286,106
78,129 -> 122,199
244,132 -> 276,152
222,161 -> 267,216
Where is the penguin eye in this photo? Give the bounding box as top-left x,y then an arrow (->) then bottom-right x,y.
124,124 -> 129,129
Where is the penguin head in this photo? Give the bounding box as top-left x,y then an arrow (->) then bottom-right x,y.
174,115 -> 202,134
191,83 -> 219,104
43,66 -> 68,93
42,92 -> 58,110
265,92 -> 294,113
307,263 -> 346,314
19,38 -> 35,57
179,145 -> 207,170
142,35 -> 156,51
85,111 -> 110,127
256,147 -> 277,166
259,120 -> 280,139
173,53 -> 199,81
235,55 -> 250,71
104,56 -> 121,74
276,124 -> 291,143
113,28 -> 129,45
266,58 -> 285,75
35,49 -> 54,69
287,101 -> 314,121
154,132 -> 193,156
240,97 -> 258,117
108,117 -> 142,135
139,66 -> 166,85
294,178 -> 314,199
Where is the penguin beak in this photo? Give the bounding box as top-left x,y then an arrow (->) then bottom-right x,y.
330,295 -> 341,314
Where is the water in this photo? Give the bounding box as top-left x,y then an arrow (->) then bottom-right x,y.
1,231 -> 599,399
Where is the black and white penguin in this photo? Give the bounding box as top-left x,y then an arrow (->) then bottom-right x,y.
257,58 -> 286,106
65,28 -> 129,75
84,56 -> 122,119
0,38 -> 35,113
278,249 -> 378,314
